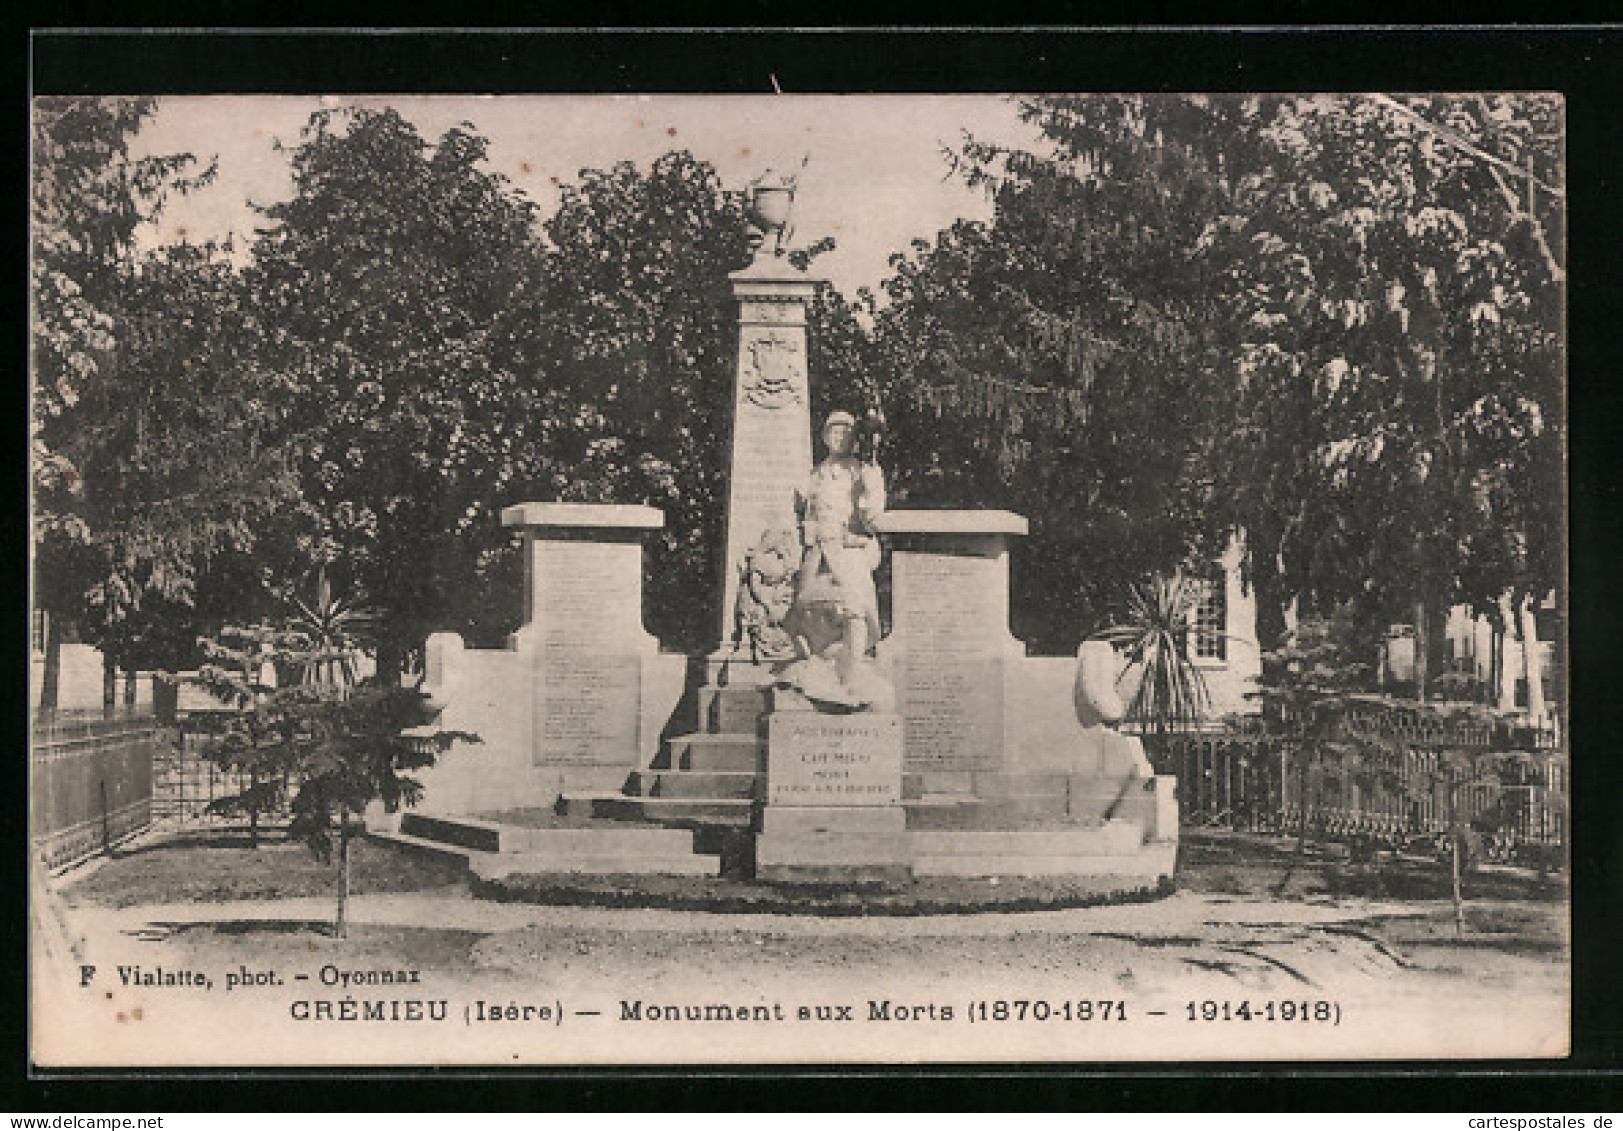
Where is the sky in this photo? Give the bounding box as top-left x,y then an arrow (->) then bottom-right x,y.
129,95 -> 1050,297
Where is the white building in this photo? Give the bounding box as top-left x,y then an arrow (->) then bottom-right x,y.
1382,592 -> 1561,726
1189,539 -> 1265,719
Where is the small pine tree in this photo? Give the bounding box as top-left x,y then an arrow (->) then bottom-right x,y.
276,682 -> 474,938
190,573 -> 476,937
188,623 -> 306,847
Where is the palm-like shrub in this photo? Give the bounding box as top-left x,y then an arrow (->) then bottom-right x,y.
272,566 -> 376,694
1095,573 -> 1213,735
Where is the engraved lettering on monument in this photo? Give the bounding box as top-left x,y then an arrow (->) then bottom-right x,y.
536,543 -> 637,638
532,541 -> 644,765
536,654 -> 640,765
891,552 -> 1005,771
768,713 -> 902,805
731,410 -> 812,519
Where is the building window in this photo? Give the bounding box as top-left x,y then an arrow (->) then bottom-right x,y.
32,609 -> 46,657
1190,576 -> 1227,662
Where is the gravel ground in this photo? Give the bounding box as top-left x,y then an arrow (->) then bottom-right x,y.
36,830 -> 1569,1066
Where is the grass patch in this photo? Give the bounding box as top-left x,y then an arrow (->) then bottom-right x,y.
1359,902 -> 1568,959
63,831 -> 469,909
1177,831 -> 1567,904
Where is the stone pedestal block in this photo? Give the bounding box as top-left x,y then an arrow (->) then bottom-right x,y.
877,511 -> 1028,775
755,710 -> 910,881
410,504 -> 686,816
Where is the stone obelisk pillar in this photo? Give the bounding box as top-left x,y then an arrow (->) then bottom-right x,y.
717,183 -> 818,661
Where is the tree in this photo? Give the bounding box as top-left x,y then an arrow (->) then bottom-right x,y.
193,576 -> 475,936
251,119 -> 827,661
246,107 -> 549,680
921,94 -> 1563,687
32,98 -> 285,712
1188,94 -> 1564,691
533,151 -> 763,650
805,282 -> 886,439
869,106 -> 1233,652
190,624 -> 307,848
80,242 -> 294,684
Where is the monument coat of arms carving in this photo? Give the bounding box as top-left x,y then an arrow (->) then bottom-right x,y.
742,331 -> 805,410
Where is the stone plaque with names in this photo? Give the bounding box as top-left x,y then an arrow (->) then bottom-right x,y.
892,652 -> 1004,771
767,712 -> 903,806
534,652 -> 641,766
888,544 -> 1012,772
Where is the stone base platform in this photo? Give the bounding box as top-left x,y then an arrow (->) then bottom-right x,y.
910,823 -> 1176,880
754,805 -> 912,884
550,773 -> 1178,883
372,811 -> 722,878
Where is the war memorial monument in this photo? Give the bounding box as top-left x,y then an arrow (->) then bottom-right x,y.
373,171 -> 1179,892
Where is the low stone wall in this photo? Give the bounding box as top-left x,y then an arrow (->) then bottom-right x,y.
31,715 -> 158,869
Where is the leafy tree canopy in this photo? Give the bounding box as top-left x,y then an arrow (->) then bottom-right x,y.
876,94 -> 1562,662
32,98 -> 282,696
245,108 -> 550,670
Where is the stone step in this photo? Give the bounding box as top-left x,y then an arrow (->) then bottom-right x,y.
368,829 -> 482,870
914,771 -> 1072,798
758,806 -> 906,835
626,796 -> 758,825
398,812 -> 503,852
755,831 -> 911,867
665,732 -> 767,772
398,810 -> 712,854
474,852 -> 721,880
700,654 -> 782,690
698,684 -> 771,734
902,796 -> 1087,829
557,791 -> 660,822
899,796 -> 990,830
631,770 -> 762,800
910,821 -> 1142,857
560,791 -> 757,826
393,809 -> 724,878
500,825 -> 702,854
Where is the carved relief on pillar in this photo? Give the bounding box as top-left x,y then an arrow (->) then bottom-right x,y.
741,329 -> 806,410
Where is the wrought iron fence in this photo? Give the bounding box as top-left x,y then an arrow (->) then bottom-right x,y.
153,715 -> 294,830
1144,724 -> 1567,867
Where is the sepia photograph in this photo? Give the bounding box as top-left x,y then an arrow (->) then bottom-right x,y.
30,80 -> 1569,1068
